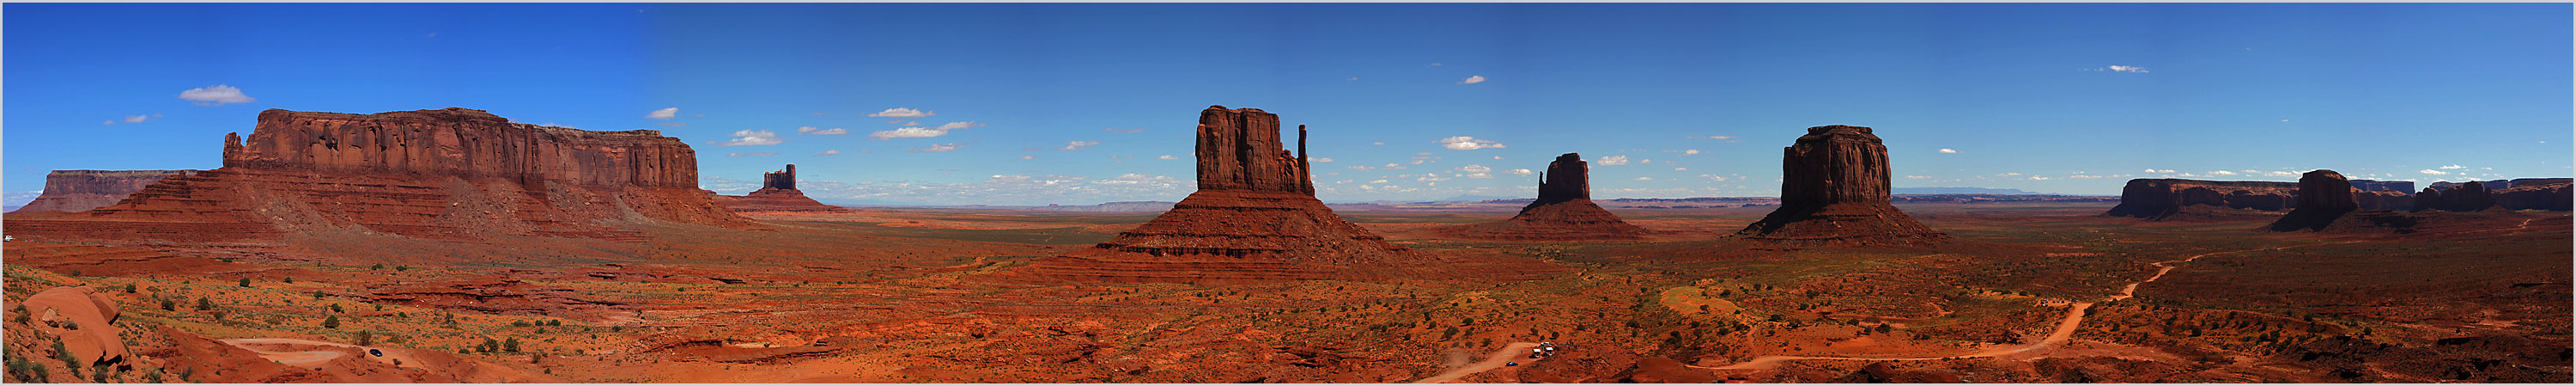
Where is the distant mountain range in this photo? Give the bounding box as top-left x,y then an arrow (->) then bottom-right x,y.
1891,187 -> 2060,195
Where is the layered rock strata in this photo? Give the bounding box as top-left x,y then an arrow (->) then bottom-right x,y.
2104,180 -> 2300,219
9,169 -> 199,213
1034,106 -> 1416,283
1435,153 -> 1649,241
2414,181 -> 2500,212
2268,169 -> 2362,231
4,107 -> 753,242
713,164 -> 848,212
1733,125 -> 1947,246
2493,178 -> 2573,211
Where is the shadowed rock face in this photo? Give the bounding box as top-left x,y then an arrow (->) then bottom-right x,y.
1435,152 -> 1648,241
2415,181 -> 2500,212
9,169 -> 199,213
2105,180 -> 2300,218
5,107 -> 754,242
1734,125 -> 1947,246
2269,169 -> 2361,231
2493,179 -> 2573,211
714,164 -> 848,212
1035,106 -> 1420,283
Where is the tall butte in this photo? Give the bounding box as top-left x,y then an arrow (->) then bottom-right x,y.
713,164 -> 849,212
4,107 -> 755,242
1734,125 -> 1947,246
1030,106 -> 1419,283
1434,153 -> 1649,240
2266,169 -> 2360,231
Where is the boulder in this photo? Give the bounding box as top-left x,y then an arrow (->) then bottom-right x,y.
22,286 -> 128,367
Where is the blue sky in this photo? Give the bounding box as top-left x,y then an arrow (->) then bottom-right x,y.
6,3 -> 2569,205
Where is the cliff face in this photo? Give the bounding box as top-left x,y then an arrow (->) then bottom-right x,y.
2104,179 -> 2300,219
6,107 -> 754,242
713,164 -> 848,212
2493,179 -> 2572,211
2415,181 -> 2500,212
1734,126 -> 1947,246
2269,169 -> 2361,231
1436,152 -> 1649,241
2350,179 -> 2415,193
1035,106 -> 1422,283
9,169 -> 199,213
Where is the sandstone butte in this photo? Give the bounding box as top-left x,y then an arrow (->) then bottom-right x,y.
1733,125 -> 1948,246
7,169 -> 199,213
3,107 -> 755,242
1433,152 -> 1649,241
2266,169 -> 2361,231
2103,179 -> 2301,219
2415,181 -> 2503,212
712,164 -> 850,212
1030,106 -> 1425,283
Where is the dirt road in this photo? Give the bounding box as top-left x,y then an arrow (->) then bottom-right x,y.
1413,342 -> 1539,383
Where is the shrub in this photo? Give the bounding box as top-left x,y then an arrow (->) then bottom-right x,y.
322,315 -> 340,329
195,297 -> 214,311
237,279 -> 251,287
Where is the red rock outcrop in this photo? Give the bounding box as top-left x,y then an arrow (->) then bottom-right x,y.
2269,169 -> 2361,231
2493,178 -> 2572,211
22,286 -> 129,367
1734,125 -> 1947,246
2414,181 -> 2500,212
3,107 -> 754,242
2104,179 -> 2300,219
1434,153 -> 1649,241
9,169 -> 199,213
1031,106 -> 1421,283
2355,190 -> 2414,211
713,164 -> 849,212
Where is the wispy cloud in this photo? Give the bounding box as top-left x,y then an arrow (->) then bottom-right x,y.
1437,136 -> 1506,150
2418,169 -> 2449,175
798,126 -> 848,135
866,107 -> 935,118
1156,155 -> 1179,160
909,143 -> 963,152
1508,168 -> 1534,176
1597,156 -> 1630,165
2089,65 -> 2150,73
2439,164 -> 2466,169
1059,140 -> 1102,150
178,84 -> 257,106
2144,168 -> 2177,174
815,150 -> 841,156
712,130 -> 784,146
870,121 -> 978,140
1459,76 -> 1486,84
645,107 -> 678,119
1938,148 -> 1959,154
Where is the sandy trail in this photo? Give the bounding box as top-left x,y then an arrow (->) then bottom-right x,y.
1413,342 -> 1539,383
221,338 -> 356,367
1689,242 -> 2346,371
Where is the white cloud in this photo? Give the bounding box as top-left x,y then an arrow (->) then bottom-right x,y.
1437,136 -> 1506,150
713,130 -> 784,146
1904,175 -> 1930,179
2209,170 -> 2239,175
870,122 -> 976,140
816,150 -> 842,156
1674,168 -> 1688,171
1460,76 -> 1486,84
1458,164 -> 1492,174
2144,168 -> 2177,174
1682,150 -> 1701,156
2262,171 -> 2296,177
1348,166 -> 1376,171
645,107 -> 678,119
123,115 -> 150,124
1634,177 -> 1653,181
1309,157 -> 1333,162
1157,155 -> 1180,160
2439,164 -> 2466,169
1938,148 -> 1959,154
2068,175 -> 2105,179
178,84 -> 257,106
867,107 -> 935,118
1060,140 -> 1102,150
1019,156 -> 1036,160
1702,135 -> 1735,140
2418,169 -> 2448,175
909,144 -> 963,153
2093,65 -> 2150,73
726,152 -> 778,157
1597,156 -> 1631,165
2027,176 -> 2053,181
1508,168 -> 1534,176
798,126 -> 848,135
1371,142 -> 1386,146
1703,175 -> 1732,181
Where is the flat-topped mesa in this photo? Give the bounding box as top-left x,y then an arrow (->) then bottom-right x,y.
2414,181 -> 2500,212
2268,169 -> 2361,231
1734,125 -> 1947,246
1033,106 -> 1423,284
2494,178 -> 2573,211
1194,106 -> 1315,193
5,107 -> 754,242
714,164 -> 848,212
1435,152 -> 1649,241
223,107 -> 698,188
9,169 -> 200,213
2104,179 -> 2300,219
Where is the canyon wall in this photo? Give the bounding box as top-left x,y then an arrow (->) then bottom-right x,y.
9,169 -> 199,213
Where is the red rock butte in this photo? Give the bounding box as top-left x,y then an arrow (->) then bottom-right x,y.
1435,153 -> 1649,241
1734,125 -> 1948,246
1031,106 -> 1422,283
2267,169 -> 2361,231
3,107 -> 755,242
9,169 -> 199,213
713,164 -> 849,212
